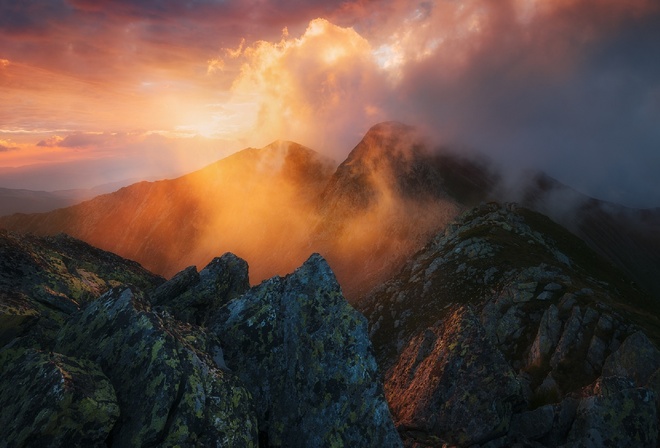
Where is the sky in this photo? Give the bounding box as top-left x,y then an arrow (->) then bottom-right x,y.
1,0 -> 659,206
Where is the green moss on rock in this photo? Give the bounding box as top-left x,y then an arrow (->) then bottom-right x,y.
55,286 -> 258,447
0,349 -> 119,447
212,253 -> 402,447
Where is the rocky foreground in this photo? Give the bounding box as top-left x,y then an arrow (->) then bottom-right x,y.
2,202 -> 660,447
360,202 -> 660,447
0,231 -> 400,447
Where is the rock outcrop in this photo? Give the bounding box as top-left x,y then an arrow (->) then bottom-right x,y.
54,286 -> 258,447
0,231 -> 400,447
0,349 -> 119,447
211,254 -> 401,447
360,202 -> 660,447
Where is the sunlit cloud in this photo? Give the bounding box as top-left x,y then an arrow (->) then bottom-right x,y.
0,139 -> 19,152
36,136 -> 65,147
0,0 -> 659,204
215,18 -> 391,153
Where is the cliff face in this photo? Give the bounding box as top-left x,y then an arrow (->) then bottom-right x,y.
0,230 -> 400,447
359,202 -> 660,447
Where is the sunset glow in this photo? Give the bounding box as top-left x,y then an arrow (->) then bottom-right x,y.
1,0 -> 659,205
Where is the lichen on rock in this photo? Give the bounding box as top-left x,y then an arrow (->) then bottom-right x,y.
212,253 -> 402,447
55,286 -> 258,447
0,349 -> 119,447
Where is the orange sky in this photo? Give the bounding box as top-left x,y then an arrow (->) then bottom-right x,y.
1,0 -> 660,205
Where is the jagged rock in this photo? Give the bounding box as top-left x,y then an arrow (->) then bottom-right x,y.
565,376 -> 657,448
212,253 -> 402,448
544,282 -> 563,291
536,291 -> 554,301
535,372 -> 562,400
386,306 -> 524,446
0,349 -> 119,447
151,265 -> 199,305
527,304 -> 562,367
550,306 -> 583,369
360,202 -> 660,445
497,305 -> 524,344
585,335 -> 609,375
602,331 -> 660,386
153,253 -> 250,325
55,286 -> 258,447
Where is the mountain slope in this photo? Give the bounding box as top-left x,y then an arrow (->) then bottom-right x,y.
314,122 -> 475,297
0,124 -> 481,299
359,202 -> 660,446
513,171 -> 660,299
0,141 -> 336,285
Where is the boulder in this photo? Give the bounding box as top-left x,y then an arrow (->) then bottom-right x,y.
565,376 -> 657,448
55,286 -> 258,447
386,305 -> 525,446
0,349 -> 119,447
212,253 -> 401,448
602,331 -> 660,385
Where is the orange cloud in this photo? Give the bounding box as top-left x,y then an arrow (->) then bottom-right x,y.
219,18 -> 392,154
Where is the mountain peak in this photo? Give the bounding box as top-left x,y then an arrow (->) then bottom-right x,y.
344,121 -> 421,166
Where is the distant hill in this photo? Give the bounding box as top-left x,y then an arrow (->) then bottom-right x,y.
0,178 -> 164,215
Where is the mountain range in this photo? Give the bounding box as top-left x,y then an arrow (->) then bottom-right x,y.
2,122 -> 660,446
1,121 -> 658,301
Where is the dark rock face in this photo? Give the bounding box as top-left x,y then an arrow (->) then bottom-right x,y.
0,349 -> 119,447
212,254 -> 402,448
152,253 -> 250,325
55,286 -> 258,447
387,305 -> 524,446
0,232 -> 399,447
359,202 -> 660,447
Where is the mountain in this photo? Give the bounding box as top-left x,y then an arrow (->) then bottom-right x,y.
314,122 -> 486,297
0,122 -> 657,301
0,141 -> 337,287
0,124 -> 484,299
358,202 -> 660,446
0,178 -> 166,215
511,171 -> 660,299
0,231 -> 400,446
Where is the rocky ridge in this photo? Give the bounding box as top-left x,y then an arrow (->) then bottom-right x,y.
0,231 -> 401,447
359,202 -> 660,447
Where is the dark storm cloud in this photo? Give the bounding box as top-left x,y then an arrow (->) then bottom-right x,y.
387,1 -> 660,207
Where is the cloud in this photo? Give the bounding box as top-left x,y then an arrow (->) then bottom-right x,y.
0,141 -> 18,152
222,18 -> 392,153
282,0 -> 659,207
2,0 -> 660,206
0,0 -> 71,35
36,135 -> 65,147
375,0 -> 660,207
